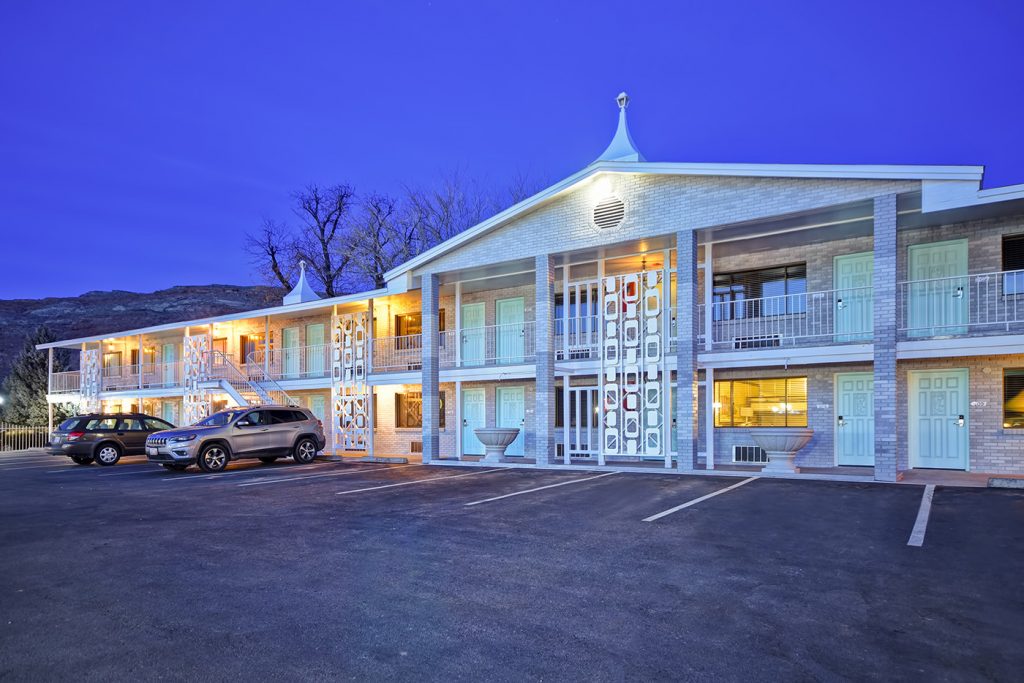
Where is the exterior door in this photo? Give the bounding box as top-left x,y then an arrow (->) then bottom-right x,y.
305,323 -> 325,377
907,239 -> 969,337
461,303 -> 485,366
161,401 -> 178,426
495,297 -> 525,363
308,394 -> 327,423
461,387 -> 486,455
833,252 -> 874,342
834,372 -> 874,466
908,369 -> 969,470
496,386 -> 525,456
282,327 -> 300,378
162,343 -> 177,385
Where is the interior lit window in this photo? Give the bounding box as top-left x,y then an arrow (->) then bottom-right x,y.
395,391 -> 445,429
1003,369 -> 1024,428
714,377 -> 808,427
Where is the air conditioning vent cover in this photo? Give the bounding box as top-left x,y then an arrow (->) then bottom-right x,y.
593,195 -> 625,230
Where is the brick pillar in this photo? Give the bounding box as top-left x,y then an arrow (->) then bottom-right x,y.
421,273 -> 441,463
534,254 -> 556,466
873,194 -> 899,481
676,230 -> 699,471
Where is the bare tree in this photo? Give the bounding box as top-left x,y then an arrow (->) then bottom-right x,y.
291,184 -> 355,297
245,218 -> 293,290
351,193 -> 420,289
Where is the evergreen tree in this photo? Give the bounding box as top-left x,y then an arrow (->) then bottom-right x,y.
1,327 -> 70,424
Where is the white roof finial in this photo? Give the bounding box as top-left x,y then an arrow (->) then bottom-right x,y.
283,259 -> 320,305
597,91 -> 645,163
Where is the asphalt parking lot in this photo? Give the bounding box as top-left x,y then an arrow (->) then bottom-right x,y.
1,451 -> 1022,681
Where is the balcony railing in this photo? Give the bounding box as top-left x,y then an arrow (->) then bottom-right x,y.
100,364 -> 142,391
444,320 -> 536,368
371,334 -> 428,372
899,269 -> 1024,338
247,344 -> 330,380
140,362 -> 182,388
698,286 -> 875,350
555,315 -> 601,361
50,371 -> 81,394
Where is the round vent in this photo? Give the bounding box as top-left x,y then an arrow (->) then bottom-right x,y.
593,195 -> 625,230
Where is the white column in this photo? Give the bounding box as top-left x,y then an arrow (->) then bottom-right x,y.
596,253 -> 606,467
264,316 -> 271,376
47,348 -> 54,431
562,376 -> 570,464
703,241 -> 713,351
366,299 -> 375,459
454,281 -> 462,367
454,379 -> 463,459
705,367 -> 715,470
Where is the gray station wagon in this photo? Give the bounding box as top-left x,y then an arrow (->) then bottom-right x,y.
48,413 -> 176,466
145,406 -> 326,472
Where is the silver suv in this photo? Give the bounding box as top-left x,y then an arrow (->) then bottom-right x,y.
146,406 -> 326,473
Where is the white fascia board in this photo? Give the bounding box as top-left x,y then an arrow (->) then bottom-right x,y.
698,344 -> 874,368
897,335 -> 1024,359
384,160 -> 985,287
36,287 -> 387,351
920,179 -> 1024,213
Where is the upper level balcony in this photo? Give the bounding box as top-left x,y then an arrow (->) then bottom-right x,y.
247,344 -> 330,381
371,321 -> 537,373
697,286 -> 874,351
898,268 -> 1024,340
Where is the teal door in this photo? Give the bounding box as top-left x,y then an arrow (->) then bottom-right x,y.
305,323 -> 325,377
834,252 -> 874,342
496,386 -> 525,456
495,297 -> 525,363
907,239 -> 969,337
282,327 -> 300,378
908,369 -> 969,470
161,401 -> 178,426
308,394 -> 327,422
461,303 -> 485,366
462,387 -> 486,455
834,372 -> 874,466
162,343 -> 177,385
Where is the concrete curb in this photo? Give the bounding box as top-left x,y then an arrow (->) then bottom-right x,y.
988,477 -> 1024,489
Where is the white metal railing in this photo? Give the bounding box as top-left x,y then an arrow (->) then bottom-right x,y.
555,315 -> 600,361
698,286 -> 874,349
209,351 -> 296,407
444,320 -> 536,367
50,371 -> 81,394
1,424 -> 50,451
101,364 -> 141,390
899,269 -> 1024,336
248,344 -> 330,380
140,361 -> 182,388
371,334 -> 426,372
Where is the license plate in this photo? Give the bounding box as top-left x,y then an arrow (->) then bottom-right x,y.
147,447 -> 157,456
51,438 -> 60,446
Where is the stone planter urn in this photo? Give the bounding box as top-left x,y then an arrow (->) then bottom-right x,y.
473,428 -> 520,463
748,427 -> 814,474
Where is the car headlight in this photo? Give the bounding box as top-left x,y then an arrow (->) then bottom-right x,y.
169,434 -> 197,443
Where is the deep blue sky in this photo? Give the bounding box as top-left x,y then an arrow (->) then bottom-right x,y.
2,1 -> 1022,299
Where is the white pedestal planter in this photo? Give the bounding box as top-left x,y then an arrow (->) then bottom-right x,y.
748,428 -> 814,474
473,428 -> 520,463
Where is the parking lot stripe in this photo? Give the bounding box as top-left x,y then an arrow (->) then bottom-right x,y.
907,484 -> 935,547
464,472 -> 617,507
642,477 -> 758,522
238,464 -> 423,487
335,468 -> 505,496
159,461 -> 339,483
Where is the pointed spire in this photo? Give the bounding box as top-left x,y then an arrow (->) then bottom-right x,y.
596,92 -> 645,163
283,261 -> 320,305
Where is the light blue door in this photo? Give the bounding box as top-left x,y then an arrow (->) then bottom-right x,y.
161,401 -> 178,426
835,372 -> 874,466
462,387 -> 486,455
308,394 -> 327,422
162,343 -> 177,385
283,327 -> 300,378
834,252 -> 874,342
306,324 -> 326,377
495,297 -> 525,363
909,369 -> 969,470
907,240 -> 968,337
496,386 -> 525,456
461,303 -> 485,367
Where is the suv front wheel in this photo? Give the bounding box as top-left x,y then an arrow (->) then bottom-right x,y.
95,443 -> 122,466
293,438 -> 317,464
197,444 -> 229,473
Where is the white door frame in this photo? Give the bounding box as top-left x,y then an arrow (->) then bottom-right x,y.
908,368 -> 970,471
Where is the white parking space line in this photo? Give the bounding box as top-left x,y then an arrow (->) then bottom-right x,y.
335,468 -> 505,496
642,477 -> 759,522
907,484 -> 936,548
464,472 -> 618,507
161,462 -> 337,483
239,464 -> 423,487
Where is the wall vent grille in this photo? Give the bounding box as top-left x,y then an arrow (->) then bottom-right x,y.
593,195 -> 625,230
733,445 -> 768,464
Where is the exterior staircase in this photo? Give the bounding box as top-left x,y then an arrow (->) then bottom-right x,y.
206,351 -> 298,408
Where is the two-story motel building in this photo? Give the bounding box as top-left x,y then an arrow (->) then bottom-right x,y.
39,95 -> 1024,481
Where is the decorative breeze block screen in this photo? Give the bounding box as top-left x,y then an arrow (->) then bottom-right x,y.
601,270 -> 665,456
80,349 -> 101,412
332,312 -> 369,451
183,334 -> 211,425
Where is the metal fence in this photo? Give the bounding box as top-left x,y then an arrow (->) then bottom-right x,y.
0,423 -> 51,452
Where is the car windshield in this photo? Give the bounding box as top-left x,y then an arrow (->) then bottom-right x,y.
195,411 -> 243,427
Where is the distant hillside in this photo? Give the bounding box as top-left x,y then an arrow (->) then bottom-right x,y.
0,284 -> 282,381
